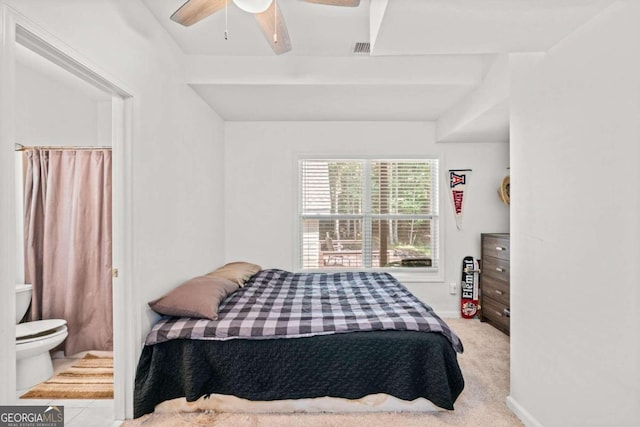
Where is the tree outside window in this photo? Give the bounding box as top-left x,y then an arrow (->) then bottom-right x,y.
299,158 -> 439,270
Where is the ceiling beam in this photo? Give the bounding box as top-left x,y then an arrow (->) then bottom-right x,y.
436,54 -> 510,142
369,0 -> 388,50
185,54 -> 487,85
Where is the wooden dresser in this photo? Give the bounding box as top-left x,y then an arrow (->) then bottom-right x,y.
480,233 -> 510,335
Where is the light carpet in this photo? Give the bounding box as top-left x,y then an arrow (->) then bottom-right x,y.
20,353 -> 113,399
124,319 -> 523,426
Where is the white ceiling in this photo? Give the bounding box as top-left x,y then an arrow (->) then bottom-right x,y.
143,0 -> 370,56
372,0 -> 617,55
142,0 -> 616,136
192,83 -> 477,121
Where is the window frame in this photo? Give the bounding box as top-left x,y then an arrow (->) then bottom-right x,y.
294,154 -> 445,282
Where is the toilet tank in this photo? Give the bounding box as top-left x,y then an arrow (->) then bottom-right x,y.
15,284 -> 32,324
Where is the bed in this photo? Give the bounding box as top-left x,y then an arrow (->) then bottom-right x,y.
134,268 -> 465,418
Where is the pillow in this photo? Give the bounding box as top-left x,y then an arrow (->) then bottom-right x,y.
206,261 -> 261,287
148,275 -> 239,320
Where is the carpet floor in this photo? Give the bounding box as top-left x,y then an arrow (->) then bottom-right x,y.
20,353 -> 113,399
124,319 -> 523,426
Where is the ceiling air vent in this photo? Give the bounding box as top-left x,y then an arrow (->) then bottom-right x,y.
353,42 -> 370,54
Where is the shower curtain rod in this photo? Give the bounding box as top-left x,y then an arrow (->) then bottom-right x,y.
15,143 -> 112,151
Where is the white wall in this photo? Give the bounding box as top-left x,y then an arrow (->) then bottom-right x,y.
15,63 -> 107,146
509,1 -> 640,425
1,0 -> 226,412
96,101 -> 112,146
13,153 -> 23,284
225,121 -> 509,316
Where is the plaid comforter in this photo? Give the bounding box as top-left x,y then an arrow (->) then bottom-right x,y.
145,269 -> 463,353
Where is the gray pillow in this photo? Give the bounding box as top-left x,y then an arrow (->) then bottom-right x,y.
148,275 -> 239,320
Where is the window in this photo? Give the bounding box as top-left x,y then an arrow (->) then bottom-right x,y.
298,158 -> 440,272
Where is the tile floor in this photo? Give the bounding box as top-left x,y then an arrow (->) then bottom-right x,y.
16,350 -> 121,427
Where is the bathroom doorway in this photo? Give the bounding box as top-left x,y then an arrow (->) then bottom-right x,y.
14,38 -> 115,357
0,12 -> 136,421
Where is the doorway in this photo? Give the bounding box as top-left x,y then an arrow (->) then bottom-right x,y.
0,9 -> 136,421
14,42 -> 115,362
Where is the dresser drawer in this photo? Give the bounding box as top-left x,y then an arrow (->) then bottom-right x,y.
481,296 -> 510,333
481,276 -> 510,307
481,256 -> 510,283
482,235 -> 510,261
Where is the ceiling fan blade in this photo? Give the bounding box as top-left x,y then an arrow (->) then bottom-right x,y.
171,0 -> 226,26
255,1 -> 292,55
302,0 -> 360,6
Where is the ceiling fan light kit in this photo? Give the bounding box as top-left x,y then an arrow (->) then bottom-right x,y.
171,0 -> 361,54
233,0 -> 273,14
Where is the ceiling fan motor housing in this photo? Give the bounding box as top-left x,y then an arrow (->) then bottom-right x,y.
233,0 -> 273,13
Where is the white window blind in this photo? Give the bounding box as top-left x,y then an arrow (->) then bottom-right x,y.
299,158 -> 439,271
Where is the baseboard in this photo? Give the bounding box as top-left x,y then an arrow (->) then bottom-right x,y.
506,396 -> 544,427
436,311 -> 462,319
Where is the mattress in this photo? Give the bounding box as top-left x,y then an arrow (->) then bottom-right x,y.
134,269 -> 465,417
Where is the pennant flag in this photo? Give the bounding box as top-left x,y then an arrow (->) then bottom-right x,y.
448,169 -> 472,230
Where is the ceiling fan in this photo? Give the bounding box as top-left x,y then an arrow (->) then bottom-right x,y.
170,0 -> 361,55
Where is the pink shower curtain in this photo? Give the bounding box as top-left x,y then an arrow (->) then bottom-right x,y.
24,149 -> 113,355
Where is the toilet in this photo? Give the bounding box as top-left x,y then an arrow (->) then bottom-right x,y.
15,284 -> 68,390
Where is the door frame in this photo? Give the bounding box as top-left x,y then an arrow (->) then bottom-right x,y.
0,5 -> 137,420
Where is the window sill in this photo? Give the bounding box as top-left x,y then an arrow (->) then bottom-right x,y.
388,269 -> 443,284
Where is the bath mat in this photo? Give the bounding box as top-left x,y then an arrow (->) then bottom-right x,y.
20,353 -> 113,399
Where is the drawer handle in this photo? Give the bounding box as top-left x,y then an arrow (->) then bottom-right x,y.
494,289 -> 503,295
495,267 -> 505,272
494,310 -> 503,317
495,246 -> 506,251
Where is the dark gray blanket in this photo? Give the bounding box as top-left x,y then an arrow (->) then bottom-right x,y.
134,330 -> 464,418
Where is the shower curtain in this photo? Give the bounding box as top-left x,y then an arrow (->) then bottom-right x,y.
24,149 -> 113,355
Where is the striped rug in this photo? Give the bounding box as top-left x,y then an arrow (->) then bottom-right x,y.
20,354 -> 113,399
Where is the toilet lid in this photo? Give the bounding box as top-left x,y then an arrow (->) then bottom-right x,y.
16,319 -> 67,340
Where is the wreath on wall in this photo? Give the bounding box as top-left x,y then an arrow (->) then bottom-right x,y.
498,175 -> 510,206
